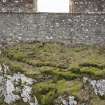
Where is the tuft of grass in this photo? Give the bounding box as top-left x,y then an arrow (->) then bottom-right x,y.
42,69 -> 80,80
80,67 -> 105,79
32,80 -> 82,105
69,81 -> 82,96
90,95 -> 105,105
32,80 -> 57,105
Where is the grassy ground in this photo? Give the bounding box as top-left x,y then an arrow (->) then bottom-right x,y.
1,42 -> 105,105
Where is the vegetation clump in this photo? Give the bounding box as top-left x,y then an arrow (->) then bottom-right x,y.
1,42 -> 105,105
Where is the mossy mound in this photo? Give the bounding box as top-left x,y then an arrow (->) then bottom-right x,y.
1,42 -> 105,105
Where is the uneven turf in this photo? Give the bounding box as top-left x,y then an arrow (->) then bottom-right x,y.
1,42 -> 105,105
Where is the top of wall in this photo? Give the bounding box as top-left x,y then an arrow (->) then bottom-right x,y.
0,12 -> 105,46
72,0 -> 105,13
0,0 -> 34,12
0,0 -> 105,13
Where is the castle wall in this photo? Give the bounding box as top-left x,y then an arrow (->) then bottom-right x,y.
0,13 -> 105,45
72,0 -> 105,13
0,0 -> 34,12
0,0 -> 105,13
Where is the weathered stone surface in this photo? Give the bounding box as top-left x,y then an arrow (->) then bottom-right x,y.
0,0 -> 105,13
0,0 -> 33,12
72,0 -> 105,13
0,13 -> 105,45
0,64 -> 38,105
83,77 -> 105,97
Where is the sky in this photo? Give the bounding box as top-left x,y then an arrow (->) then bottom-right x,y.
37,0 -> 69,13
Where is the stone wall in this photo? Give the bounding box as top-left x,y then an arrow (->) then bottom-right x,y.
72,0 -> 105,13
0,0 -> 33,12
0,13 -> 105,45
0,0 -> 105,13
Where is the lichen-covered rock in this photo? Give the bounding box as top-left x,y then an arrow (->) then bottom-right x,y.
90,80 -> 105,96
0,64 -> 38,105
55,96 -> 77,105
83,77 -> 105,96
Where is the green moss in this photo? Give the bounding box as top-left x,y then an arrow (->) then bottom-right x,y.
11,100 -> 29,105
39,90 -> 57,105
55,80 -> 71,95
0,97 -> 6,105
80,67 -> 99,75
90,95 -> 105,105
5,48 -> 27,61
32,79 -> 83,105
2,42 -> 105,79
69,81 -> 82,96
9,63 -> 24,73
32,80 -> 65,105
80,67 -> 105,79
3,42 -> 105,70
1,42 -> 105,104
33,80 -> 55,93
33,80 -> 57,105
42,69 -> 80,80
